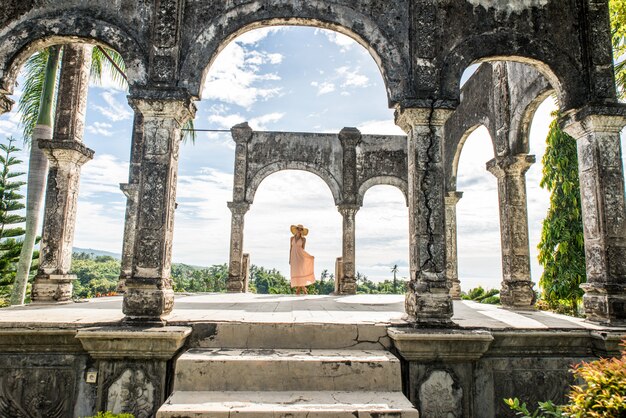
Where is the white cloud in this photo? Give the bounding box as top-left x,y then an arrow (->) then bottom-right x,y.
86,121 -> 113,137
249,112 -> 285,130
337,66 -> 369,88
357,118 -> 405,135
79,154 -> 129,197
207,112 -> 285,131
93,91 -> 132,122
207,113 -> 246,129
236,27 -> 285,45
311,81 -> 336,95
202,34 -> 283,108
316,29 -> 357,52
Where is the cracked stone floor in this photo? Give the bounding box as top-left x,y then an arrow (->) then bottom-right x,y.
1,293 -> 623,330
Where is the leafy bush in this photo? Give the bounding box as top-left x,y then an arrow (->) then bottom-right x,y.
461,286 -> 500,304
505,340 -> 626,418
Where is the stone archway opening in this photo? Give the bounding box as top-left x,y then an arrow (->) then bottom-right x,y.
356,184 -> 409,293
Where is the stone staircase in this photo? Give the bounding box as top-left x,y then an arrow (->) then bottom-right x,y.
157,322 -> 418,417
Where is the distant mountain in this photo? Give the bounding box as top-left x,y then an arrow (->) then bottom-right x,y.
73,247 -> 121,259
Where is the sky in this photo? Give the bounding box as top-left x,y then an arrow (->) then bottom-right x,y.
0,26 -> 624,291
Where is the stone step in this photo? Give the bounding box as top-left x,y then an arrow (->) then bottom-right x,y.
185,322 -> 393,350
157,391 -> 420,418
174,348 -> 402,392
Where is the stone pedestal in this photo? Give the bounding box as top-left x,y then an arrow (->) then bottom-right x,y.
31,141 -> 94,302
487,154 -> 536,310
123,95 -> 195,323
445,191 -> 463,299
338,204 -> 359,294
562,109 -> 626,326
76,326 -> 191,417
227,201 -> 250,292
396,107 -> 454,325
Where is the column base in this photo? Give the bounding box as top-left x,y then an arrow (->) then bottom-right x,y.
122,278 -> 174,323
339,277 -> 357,295
500,280 -> 536,310
405,282 -> 454,326
31,274 -> 76,303
227,276 -> 245,293
582,283 -> 626,326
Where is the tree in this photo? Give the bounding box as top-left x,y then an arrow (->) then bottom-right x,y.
610,0 -> 626,98
0,137 -> 36,307
537,117 -> 586,315
391,264 -> 399,293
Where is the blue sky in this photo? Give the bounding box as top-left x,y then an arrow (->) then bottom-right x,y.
0,26 -> 624,291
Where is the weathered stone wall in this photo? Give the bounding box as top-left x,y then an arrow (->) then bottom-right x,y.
0,0 -> 616,111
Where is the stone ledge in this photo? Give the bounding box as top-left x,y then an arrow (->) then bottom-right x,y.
0,328 -> 84,353
388,327 -> 493,362
76,325 -> 191,359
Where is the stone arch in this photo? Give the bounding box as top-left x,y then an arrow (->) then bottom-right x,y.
0,12 -> 148,95
246,162 -> 342,206
178,1 -> 411,106
440,31 -> 582,111
447,124 -> 494,192
510,88 -> 555,155
357,176 -> 408,207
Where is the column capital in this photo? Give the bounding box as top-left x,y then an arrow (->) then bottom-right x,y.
486,154 -> 535,178
444,191 -> 463,206
560,105 -> 626,139
39,140 -> 94,166
0,94 -> 14,115
227,201 -> 251,215
231,122 -> 253,144
128,93 -> 196,125
337,203 -> 360,216
119,183 -> 139,200
338,127 -> 362,147
394,106 -> 455,133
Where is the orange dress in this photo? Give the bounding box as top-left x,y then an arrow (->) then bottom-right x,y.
290,236 -> 315,287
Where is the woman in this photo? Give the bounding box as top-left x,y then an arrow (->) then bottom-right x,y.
289,224 -> 315,295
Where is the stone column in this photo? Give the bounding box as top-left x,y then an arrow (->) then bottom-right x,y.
562,110 -> 626,326
227,201 -> 250,292
31,43 -> 94,303
395,107 -> 454,325
338,204 -> 359,294
486,154 -> 536,309
445,191 -> 463,299
118,112 -> 145,292
122,94 -> 195,323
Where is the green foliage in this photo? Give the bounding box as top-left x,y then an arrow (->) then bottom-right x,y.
0,138 -> 36,307
171,263 -> 228,293
563,344 -> 626,417
537,117 -> 585,316
71,253 -> 121,298
252,265 -> 293,294
505,341 -> 626,418
84,412 -> 134,418
610,0 -> 626,98
461,286 -> 501,304
504,398 -> 564,418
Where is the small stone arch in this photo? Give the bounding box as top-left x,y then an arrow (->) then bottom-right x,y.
0,12 -> 148,95
439,31 -> 581,111
510,88 -> 555,155
246,162 -> 343,206
357,176 -> 408,207
447,124 -> 493,193
178,0 -> 411,106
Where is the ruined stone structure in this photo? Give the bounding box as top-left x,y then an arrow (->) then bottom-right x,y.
1,0 -> 626,416
226,122 -> 407,294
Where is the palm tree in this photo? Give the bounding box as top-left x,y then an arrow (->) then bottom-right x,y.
391,264 -> 399,294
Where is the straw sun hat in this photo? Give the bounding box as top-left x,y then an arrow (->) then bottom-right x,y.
290,224 -> 309,236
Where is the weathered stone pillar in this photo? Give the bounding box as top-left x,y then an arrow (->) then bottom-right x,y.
562,109 -> 626,326
395,107 -> 454,325
227,201 -> 250,292
118,112 -> 145,292
123,93 -> 195,323
31,43 -> 94,303
486,154 -> 536,309
338,204 -> 359,294
445,191 -> 463,299
226,122 -> 253,293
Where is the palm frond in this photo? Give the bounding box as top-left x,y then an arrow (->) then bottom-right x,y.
182,119 -> 196,144
91,46 -> 128,89
17,50 -> 49,144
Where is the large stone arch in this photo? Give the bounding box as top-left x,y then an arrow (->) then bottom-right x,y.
439,31 -> 582,111
357,176 -> 408,207
246,162 -> 342,205
178,0 -> 411,106
0,11 -> 148,95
